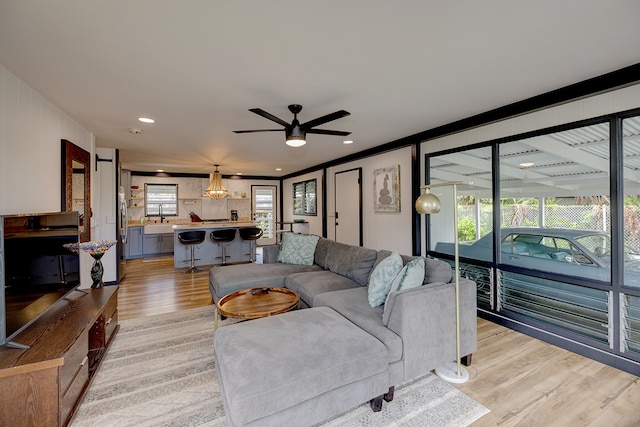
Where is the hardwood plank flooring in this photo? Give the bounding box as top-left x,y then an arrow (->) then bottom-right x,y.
118,257 -> 640,426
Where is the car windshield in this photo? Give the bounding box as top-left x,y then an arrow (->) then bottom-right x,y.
575,233 -> 640,265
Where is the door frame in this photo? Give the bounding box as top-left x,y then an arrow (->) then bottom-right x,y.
334,168 -> 363,246
251,184 -> 278,245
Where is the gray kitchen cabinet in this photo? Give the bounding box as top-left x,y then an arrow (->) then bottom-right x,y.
143,233 -> 174,256
125,226 -> 144,259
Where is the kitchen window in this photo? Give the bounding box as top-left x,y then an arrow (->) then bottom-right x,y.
145,183 -> 178,218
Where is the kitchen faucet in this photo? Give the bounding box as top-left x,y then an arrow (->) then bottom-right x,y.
159,204 -> 165,223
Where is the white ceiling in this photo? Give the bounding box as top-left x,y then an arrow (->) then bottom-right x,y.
1,1 -> 639,177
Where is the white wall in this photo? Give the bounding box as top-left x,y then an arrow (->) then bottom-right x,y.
282,170 -> 323,237
422,83 -> 640,156
326,146 -> 414,253
0,65 -> 94,215
0,64 -> 95,285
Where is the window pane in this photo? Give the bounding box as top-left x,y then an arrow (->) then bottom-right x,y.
428,146 -> 494,258
145,183 -> 178,217
623,293 -> 640,355
622,115 -> 640,289
305,180 -> 316,215
499,271 -> 609,345
498,122 -> 611,282
292,179 -> 316,216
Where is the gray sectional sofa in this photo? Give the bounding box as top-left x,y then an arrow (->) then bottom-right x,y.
211,235 -> 477,427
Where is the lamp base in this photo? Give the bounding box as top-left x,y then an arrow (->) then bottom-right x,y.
435,361 -> 469,384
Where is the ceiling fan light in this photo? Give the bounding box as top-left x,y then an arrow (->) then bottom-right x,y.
286,125 -> 306,147
286,137 -> 306,147
203,164 -> 228,200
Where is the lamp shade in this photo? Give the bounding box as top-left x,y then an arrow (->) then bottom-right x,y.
415,191 -> 441,214
286,126 -> 306,147
203,165 -> 228,200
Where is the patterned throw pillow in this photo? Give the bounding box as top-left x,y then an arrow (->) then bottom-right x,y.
367,251 -> 403,307
277,232 -> 320,265
385,257 -> 425,305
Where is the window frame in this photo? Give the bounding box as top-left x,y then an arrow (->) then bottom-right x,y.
292,179 -> 317,216
144,183 -> 179,218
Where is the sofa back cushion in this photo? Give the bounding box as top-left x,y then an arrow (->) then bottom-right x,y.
401,255 -> 453,283
323,241 -> 378,286
423,257 -> 453,284
314,236 -> 333,268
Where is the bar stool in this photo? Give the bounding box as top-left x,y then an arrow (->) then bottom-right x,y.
211,229 -> 237,265
239,227 -> 264,263
177,230 -> 206,273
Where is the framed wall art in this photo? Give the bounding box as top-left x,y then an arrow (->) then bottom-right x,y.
373,165 -> 400,212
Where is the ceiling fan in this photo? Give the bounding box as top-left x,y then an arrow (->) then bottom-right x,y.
234,104 -> 351,147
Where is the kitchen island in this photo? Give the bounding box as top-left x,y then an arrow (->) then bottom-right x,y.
172,222 -> 260,268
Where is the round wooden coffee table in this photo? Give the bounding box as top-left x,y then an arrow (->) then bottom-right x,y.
215,287 -> 299,329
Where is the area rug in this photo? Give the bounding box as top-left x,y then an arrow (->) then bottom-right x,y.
71,306 -> 489,427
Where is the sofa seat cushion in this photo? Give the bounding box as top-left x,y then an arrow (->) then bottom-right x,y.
209,263 -> 321,303
313,287 -> 403,364
285,271 -> 361,307
214,307 -> 389,427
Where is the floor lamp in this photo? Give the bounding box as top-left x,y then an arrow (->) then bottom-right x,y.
415,181 -> 469,384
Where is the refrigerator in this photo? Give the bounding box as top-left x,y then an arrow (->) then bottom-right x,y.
95,147 -> 125,284
118,184 -> 127,282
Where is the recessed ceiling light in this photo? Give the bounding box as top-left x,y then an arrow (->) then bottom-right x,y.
343,140 -> 354,144
157,169 -> 164,172
520,162 -> 535,167
138,117 -> 155,124
275,168 -> 282,171
236,172 -> 242,175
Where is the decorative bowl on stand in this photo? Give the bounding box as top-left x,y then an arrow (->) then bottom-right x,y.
64,240 -> 117,288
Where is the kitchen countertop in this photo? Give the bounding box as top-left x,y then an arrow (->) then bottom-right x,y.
171,221 -> 258,230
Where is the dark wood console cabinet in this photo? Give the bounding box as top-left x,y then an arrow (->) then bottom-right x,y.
0,286 -> 118,426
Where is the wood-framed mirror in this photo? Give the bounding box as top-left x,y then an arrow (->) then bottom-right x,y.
61,139 -> 91,242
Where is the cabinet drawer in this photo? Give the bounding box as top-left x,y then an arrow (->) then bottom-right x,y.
103,292 -> 117,320
60,332 -> 88,395
61,360 -> 89,425
106,310 -> 118,344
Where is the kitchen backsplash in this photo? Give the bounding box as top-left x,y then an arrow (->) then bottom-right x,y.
128,175 -> 252,222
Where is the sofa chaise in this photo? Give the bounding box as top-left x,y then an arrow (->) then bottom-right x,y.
211,233 -> 477,427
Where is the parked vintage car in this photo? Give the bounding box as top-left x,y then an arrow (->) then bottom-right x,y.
434,227 -> 640,287
434,227 -> 640,342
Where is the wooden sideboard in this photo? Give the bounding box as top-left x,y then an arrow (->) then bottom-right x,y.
0,286 -> 118,426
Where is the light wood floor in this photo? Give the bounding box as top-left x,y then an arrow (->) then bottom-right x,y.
119,258 -> 640,427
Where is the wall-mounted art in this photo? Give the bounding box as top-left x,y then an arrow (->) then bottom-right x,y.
373,165 -> 400,212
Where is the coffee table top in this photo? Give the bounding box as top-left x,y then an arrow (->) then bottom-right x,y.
217,287 -> 299,320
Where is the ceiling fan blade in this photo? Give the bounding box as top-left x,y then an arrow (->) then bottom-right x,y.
233,129 -> 283,133
301,110 -> 350,129
306,129 -> 352,136
249,108 -> 291,127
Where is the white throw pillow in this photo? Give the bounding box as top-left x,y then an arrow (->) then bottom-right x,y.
367,251 -> 403,307
385,257 -> 425,305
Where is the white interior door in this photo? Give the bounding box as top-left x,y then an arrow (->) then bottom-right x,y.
252,185 -> 277,245
335,169 -> 362,246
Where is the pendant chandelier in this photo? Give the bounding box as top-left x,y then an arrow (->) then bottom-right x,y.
203,164 -> 228,200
